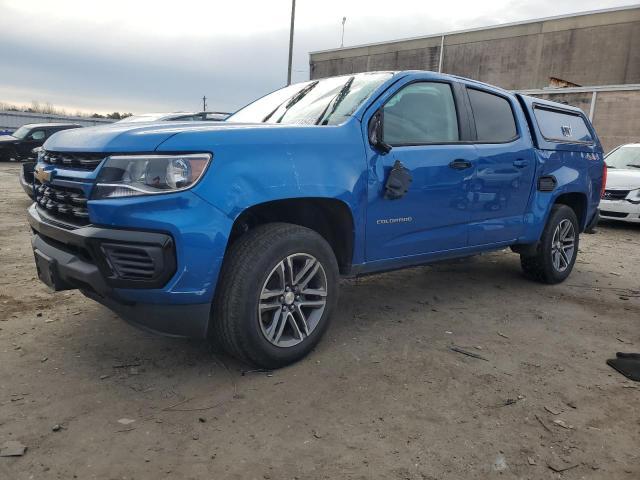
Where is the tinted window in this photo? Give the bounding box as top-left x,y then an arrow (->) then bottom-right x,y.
468,89 -> 517,142
534,107 -> 593,144
383,82 -> 459,145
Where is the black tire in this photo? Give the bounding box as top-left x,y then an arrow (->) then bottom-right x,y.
211,223 -> 339,368
520,204 -> 579,284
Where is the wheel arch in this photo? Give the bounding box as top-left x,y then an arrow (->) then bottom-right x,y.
553,191 -> 588,231
227,197 -> 355,275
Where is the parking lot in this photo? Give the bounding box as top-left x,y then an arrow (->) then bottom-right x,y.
0,162 -> 638,479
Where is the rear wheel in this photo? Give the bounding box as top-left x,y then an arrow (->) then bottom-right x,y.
520,204 -> 579,284
211,223 -> 339,368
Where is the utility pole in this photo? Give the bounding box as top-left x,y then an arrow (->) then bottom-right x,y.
202,96 -> 207,111
341,17 -> 347,48
286,0 -> 296,85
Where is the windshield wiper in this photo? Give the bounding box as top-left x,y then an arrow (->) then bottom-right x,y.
316,76 -> 355,126
261,81 -> 319,123
626,164 -> 640,169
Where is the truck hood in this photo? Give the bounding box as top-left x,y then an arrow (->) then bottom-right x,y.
606,168 -> 640,190
43,121 -> 296,153
0,135 -> 18,144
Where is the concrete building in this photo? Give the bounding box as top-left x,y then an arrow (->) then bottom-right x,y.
309,6 -> 640,151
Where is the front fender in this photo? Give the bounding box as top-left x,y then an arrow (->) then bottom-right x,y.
157,120 -> 369,264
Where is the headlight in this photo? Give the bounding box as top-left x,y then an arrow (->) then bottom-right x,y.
92,153 -> 211,199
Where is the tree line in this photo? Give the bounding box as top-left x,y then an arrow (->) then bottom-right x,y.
0,101 -> 132,120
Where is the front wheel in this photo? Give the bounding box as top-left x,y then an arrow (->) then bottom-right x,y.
520,204 -> 579,284
211,223 -> 339,368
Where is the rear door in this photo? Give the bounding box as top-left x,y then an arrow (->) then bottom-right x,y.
464,86 -> 536,245
365,78 -> 478,261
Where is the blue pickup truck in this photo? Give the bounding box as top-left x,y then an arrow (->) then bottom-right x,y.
27,71 -> 604,368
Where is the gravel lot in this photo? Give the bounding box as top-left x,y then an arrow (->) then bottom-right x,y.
1,162 -> 639,479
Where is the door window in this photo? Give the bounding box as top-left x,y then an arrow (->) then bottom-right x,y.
383,82 -> 459,145
467,88 -> 517,143
533,107 -> 593,144
29,130 -> 45,141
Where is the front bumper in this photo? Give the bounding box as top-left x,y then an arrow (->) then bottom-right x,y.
27,204 -> 211,338
599,199 -> 640,223
19,162 -> 36,199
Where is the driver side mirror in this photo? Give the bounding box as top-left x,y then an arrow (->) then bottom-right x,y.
368,110 -> 392,155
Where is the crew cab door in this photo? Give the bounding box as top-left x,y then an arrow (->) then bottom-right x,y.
365,79 -> 477,262
463,86 -> 536,245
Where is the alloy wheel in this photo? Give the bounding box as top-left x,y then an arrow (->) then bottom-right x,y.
258,253 -> 328,348
551,219 -> 575,272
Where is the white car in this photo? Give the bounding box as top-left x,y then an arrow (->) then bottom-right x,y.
600,143 -> 640,224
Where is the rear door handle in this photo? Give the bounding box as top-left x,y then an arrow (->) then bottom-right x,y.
513,159 -> 529,168
449,159 -> 473,170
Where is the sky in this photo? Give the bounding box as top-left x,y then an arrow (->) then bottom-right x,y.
0,0 -> 636,115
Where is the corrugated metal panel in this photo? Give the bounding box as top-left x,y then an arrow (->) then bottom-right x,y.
0,110 -> 114,131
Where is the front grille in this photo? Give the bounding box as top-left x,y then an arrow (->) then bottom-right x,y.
603,189 -> 630,201
101,243 -> 156,280
35,184 -> 89,225
42,151 -> 106,171
600,210 -> 628,218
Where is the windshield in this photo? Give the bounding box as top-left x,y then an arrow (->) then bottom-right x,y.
227,72 -> 393,126
605,146 -> 640,169
11,126 -> 31,139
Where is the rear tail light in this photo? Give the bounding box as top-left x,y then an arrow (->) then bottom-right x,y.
600,163 -> 607,199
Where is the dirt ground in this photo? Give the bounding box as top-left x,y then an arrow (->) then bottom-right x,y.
0,162 -> 639,480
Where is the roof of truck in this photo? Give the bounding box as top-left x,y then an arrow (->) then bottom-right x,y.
20,123 -> 81,129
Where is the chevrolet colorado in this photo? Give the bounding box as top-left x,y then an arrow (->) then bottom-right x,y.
27,71 -> 604,368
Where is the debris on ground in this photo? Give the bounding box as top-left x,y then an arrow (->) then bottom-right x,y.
497,332 -> 509,339
112,361 -> 141,369
607,352 -> 640,382
492,454 -> 508,472
449,345 -> 489,361
544,406 -> 561,415
552,419 -> 574,429
0,440 -> 27,457
535,414 -> 552,433
117,418 -> 135,425
547,462 -> 579,473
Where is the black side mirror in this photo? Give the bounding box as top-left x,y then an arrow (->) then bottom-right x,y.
368,110 -> 391,155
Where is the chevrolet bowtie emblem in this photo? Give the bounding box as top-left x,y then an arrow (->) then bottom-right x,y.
34,165 -> 53,183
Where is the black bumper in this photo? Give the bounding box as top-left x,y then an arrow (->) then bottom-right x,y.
27,204 -> 210,338
20,162 -> 36,199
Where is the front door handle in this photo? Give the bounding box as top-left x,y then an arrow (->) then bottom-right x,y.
513,159 -> 529,168
449,159 -> 473,170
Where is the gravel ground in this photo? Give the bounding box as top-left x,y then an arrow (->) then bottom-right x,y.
0,162 -> 639,479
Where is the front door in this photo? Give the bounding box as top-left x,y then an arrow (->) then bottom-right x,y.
18,129 -> 46,157
365,80 -> 477,262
